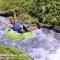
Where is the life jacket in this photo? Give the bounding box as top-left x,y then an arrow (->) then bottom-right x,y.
12,22 -> 22,31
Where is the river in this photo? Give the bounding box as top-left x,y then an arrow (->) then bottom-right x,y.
0,16 -> 60,60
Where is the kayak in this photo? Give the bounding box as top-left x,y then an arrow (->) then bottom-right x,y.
5,29 -> 33,40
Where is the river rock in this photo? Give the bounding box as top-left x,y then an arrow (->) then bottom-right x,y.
39,23 -> 53,29
54,26 -> 60,32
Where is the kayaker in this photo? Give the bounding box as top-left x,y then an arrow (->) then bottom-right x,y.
8,10 -> 29,33
9,17 -> 39,33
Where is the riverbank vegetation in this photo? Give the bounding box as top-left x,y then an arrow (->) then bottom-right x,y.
0,44 -> 33,60
0,0 -> 60,25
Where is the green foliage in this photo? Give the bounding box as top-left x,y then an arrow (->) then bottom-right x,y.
0,0 -> 60,25
26,0 -> 60,25
19,13 -> 33,21
0,44 -> 33,60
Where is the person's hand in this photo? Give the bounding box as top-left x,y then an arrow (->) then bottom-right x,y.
10,9 -> 15,12
10,9 -> 15,13
21,29 -> 25,32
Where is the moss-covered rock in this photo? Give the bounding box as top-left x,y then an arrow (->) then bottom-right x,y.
0,44 -> 33,60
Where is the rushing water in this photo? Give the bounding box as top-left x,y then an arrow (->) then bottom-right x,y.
0,16 -> 60,60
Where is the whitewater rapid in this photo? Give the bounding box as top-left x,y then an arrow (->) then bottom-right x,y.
0,16 -> 60,60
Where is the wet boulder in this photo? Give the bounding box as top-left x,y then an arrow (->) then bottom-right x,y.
54,26 -> 60,33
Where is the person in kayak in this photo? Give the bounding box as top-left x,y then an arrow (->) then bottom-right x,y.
8,10 -> 29,33
9,16 -> 41,32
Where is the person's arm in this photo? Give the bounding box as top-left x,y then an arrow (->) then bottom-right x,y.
11,10 -> 17,20
14,10 -> 16,20
10,9 -> 17,20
